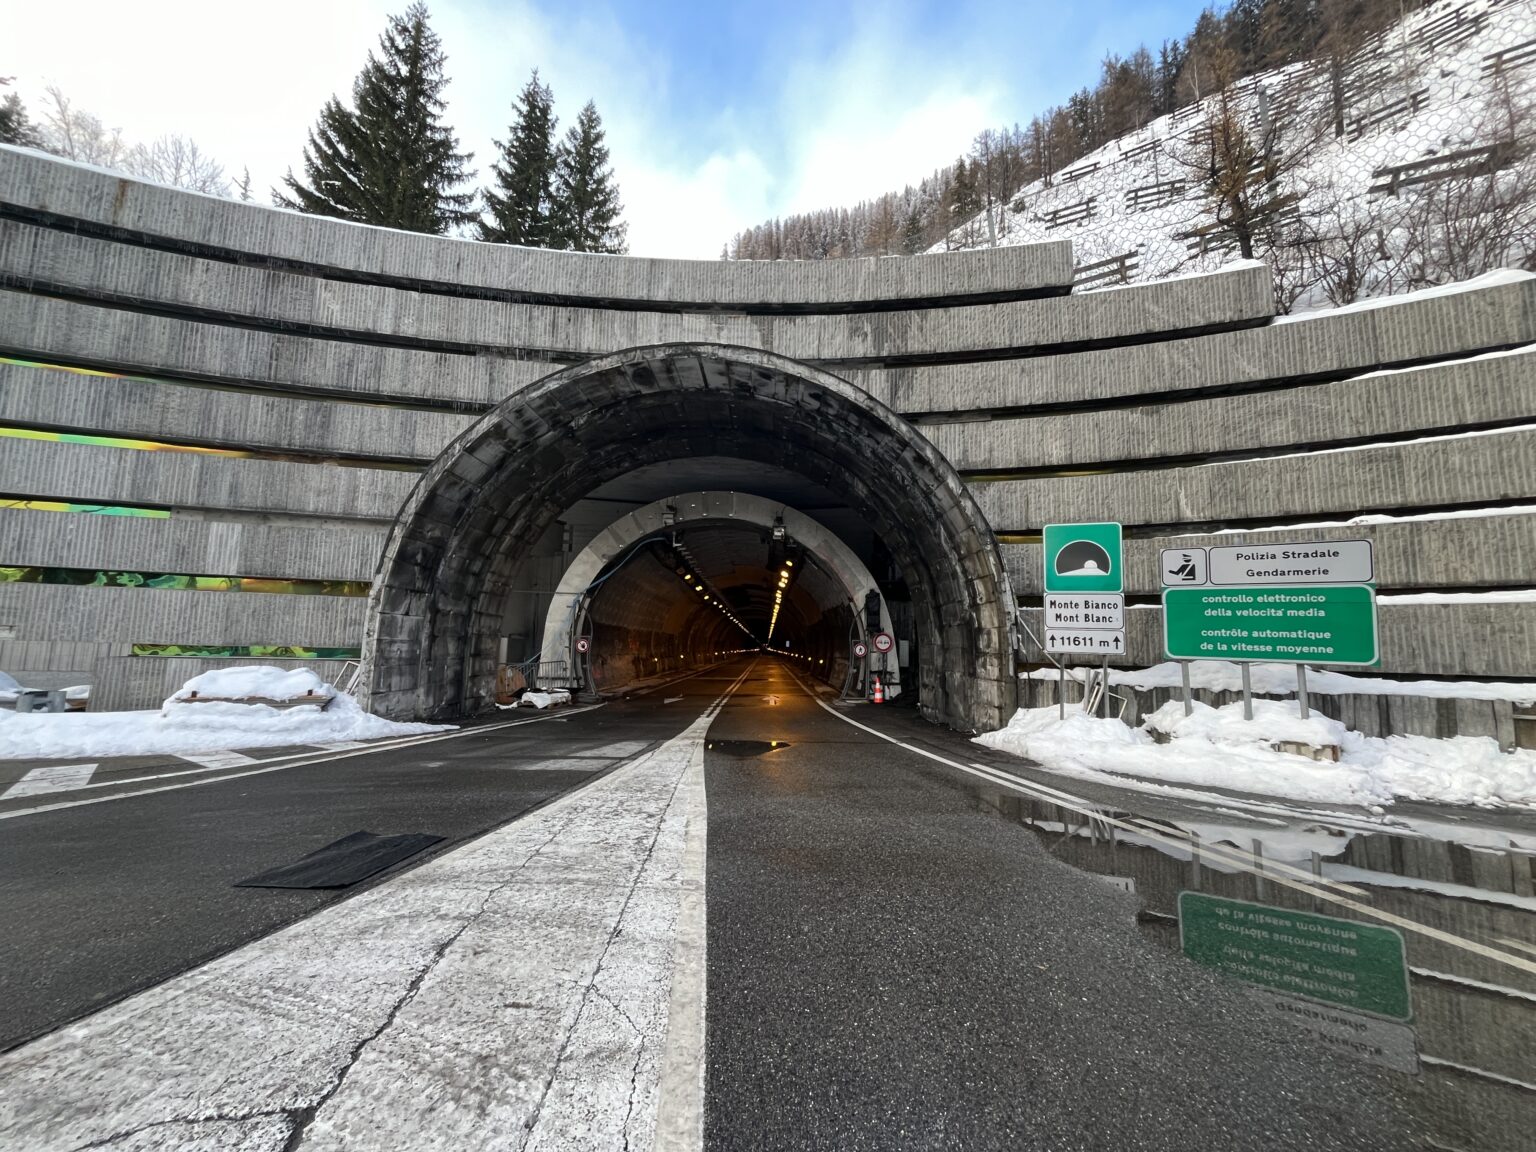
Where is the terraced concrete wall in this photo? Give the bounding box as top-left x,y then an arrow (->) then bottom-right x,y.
0,147 -> 1530,715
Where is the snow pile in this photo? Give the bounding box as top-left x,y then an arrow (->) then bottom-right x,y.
167,665 -> 336,705
1027,660 -> 1536,705
1145,697 -> 1347,748
518,689 -> 572,710
0,666 -> 451,759
978,699 -> 1536,809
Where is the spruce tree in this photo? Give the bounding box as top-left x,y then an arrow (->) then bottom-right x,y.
480,72 -> 558,246
550,101 -> 628,254
0,80 -> 42,148
275,3 -> 474,234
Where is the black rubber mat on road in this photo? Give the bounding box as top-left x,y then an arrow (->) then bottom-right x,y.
234,830 -> 444,889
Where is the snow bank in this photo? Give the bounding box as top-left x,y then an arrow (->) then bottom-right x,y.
978,698 -> 1536,809
0,665 -> 451,759
1026,660 -> 1536,705
517,689 -> 572,710
168,665 -> 335,705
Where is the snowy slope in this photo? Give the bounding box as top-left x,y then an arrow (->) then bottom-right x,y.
942,0 -> 1536,307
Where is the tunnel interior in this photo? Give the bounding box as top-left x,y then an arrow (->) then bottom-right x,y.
362,344 -> 1016,732
574,510 -> 862,693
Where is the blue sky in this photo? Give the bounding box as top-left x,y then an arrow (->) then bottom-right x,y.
10,0 -> 1214,255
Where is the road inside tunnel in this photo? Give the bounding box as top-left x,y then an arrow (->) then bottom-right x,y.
576,514 -> 864,697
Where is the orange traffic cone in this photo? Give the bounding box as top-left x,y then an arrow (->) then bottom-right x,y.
872,675 -> 884,704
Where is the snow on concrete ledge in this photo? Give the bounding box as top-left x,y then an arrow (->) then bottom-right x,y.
978,698 -> 1536,810
0,666 -> 451,760
1027,661 -> 1536,706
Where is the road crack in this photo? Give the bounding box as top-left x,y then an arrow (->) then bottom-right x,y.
282,815 -> 579,1151
68,1108 -> 297,1151
518,747 -> 694,1150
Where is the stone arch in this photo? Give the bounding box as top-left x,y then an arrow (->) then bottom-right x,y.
360,343 -> 1016,731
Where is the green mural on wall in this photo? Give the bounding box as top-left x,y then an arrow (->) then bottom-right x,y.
0,566 -> 370,597
130,644 -> 363,659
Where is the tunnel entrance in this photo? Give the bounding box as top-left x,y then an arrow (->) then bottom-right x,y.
360,344 -> 1016,731
537,492 -> 898,701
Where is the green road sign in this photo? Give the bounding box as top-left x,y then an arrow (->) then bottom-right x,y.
1179,892 -> 1411,1020
1162,584 -> 1378,665
1043,522 -> 1122,593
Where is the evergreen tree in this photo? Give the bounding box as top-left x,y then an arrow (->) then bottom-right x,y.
480,72 -> 559,246
550,100 -> 628,253
275,3 -> 475,234
0,80 -> 42,148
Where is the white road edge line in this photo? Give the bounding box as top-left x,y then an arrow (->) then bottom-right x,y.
655,657 -> 755,1150
0,704 -> 606,821
803,685 -> 1536,979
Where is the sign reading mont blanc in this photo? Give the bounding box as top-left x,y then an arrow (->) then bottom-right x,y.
1162,585 -> 1378,665
1179,893 -> 1412,1021
1044,594 -> 1124,629
1043,523 -> 1122,594
1160,540 -> 1374,587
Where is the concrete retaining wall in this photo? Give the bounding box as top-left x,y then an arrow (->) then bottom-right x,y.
0,150 -> 1529,717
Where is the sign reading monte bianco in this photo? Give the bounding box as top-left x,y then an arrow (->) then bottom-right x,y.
1042,525 -> 1125,655
1162,585 -> 1378,664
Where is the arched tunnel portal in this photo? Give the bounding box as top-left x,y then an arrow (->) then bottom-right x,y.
360,344 -> 1017,732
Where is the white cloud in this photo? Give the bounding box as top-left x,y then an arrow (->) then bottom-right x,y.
7,0 -> 1002,257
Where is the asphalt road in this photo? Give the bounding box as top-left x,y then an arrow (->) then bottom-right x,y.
0,657 -> 1424,1149
0,670 -> 728,1052
702,660 -> 1415,1151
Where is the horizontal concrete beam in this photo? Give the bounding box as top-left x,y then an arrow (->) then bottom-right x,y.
852,277 -> 1536,414
0,581 -> 364,646
0,360 -> 470,463
0,291 -> 546,410
0,221 -> 1273,363
1,145 -> 1075,308
0,508 -> 387,583
1018,601 -> 1536,677
0,438 -> 414,523
926,347 -> 1536,472
971,429 -> 1536,532
1002,514 -> 1536,594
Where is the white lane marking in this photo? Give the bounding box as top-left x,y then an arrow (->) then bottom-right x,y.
573,740 -> 651,759
0,664 -> 752,1152
1,763 -> 98,799
654,714 -> 711,1152
178,749 -> 260,770
664,696 -> 684,704
801,682 -> 1536,980
311,740 -> 369,750
0,705 -> 607,821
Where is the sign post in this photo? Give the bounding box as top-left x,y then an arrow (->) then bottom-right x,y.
1043,524 -> 1125,666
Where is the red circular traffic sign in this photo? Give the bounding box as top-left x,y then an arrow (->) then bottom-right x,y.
872,632 -> 894,654
852,641 -> 868,659
575,636 -> 591,653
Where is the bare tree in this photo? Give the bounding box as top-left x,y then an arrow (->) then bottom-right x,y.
126,135 -> 229,195
39,86 -> 128,167
1402,77 -> 1536,283
1292,178 -> 1417,307
1168,48 -> 1329,262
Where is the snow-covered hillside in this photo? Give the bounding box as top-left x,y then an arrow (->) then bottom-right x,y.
944,0 -> 1536,310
